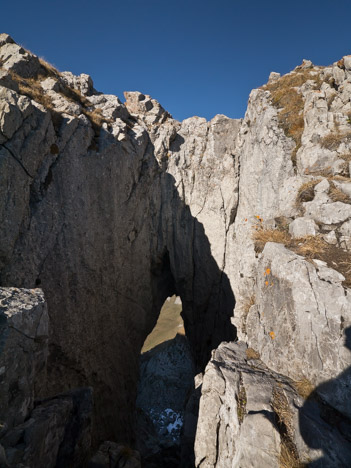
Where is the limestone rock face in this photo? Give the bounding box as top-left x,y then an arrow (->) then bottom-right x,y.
247,243 -> 350,397
195,55 -> 351,465
2,387 -> 93,468
0,288 -> 48,431
1,34 -> 351,466
0,34 -> 40,78
0,34 -> 237,445
195,342 -> 351,467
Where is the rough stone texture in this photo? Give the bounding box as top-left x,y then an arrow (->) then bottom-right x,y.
2,387 -> 93,468
0,35 -> 237,445
288,217 -> 319,237
0,41 -> 40,78
136,334 -> 194,465
0,288 -> 48,431
88,441 -> 141,468
195,341 -> 351,467
1,34 -> 351,466
245,243 -> 351,397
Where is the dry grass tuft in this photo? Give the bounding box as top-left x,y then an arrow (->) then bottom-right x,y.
296,179 -> 322,205
293,378 -> 314,400
272,389 -> 304,468
246,347 -> 260,360
241,295 -> 255,334
280,443 -> 306,468
15,75 -> 54,109
340,153 -> 351,162
252,225 -> 351,287
272,388 -> 293,433
236,376 -> 247,424
329,182 -> 351,204
10,69 -> 111,136
263,70 -> 321,165
38,57 -> 61,79
253,228 -> 291,253
294,235 -> 328,259
320,131 -> 351,151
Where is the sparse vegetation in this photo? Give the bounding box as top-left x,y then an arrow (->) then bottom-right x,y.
253,228 -> 291,253
9,59 -> 111,136
38,57 -> 61,79
241,295 -> 255,334
328,181 -> 351,204
236,376 -> 247,424
294,235 -> 328,259
253,226 -> 351,287
246,347 -> 260,360
340,153 -> 351,162
296,179 -> 322,206
272,388 -> 303,468
263,70 -> 322,166
279,442 -> 306,468
293,378 -> 314,400
320,130 -> 351,151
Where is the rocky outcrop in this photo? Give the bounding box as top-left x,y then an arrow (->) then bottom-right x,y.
195,57 -> 351,465
1,33 -> 351,466
0,33 -> 236,448
2,387 -> 93,468
0,288 -> 93,468
195,342 -> 351,467
0,288 -> 48,431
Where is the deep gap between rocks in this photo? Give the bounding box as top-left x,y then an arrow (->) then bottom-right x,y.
136,296 -> 196,467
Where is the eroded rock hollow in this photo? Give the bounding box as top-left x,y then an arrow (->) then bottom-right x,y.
1,35 -> 351,467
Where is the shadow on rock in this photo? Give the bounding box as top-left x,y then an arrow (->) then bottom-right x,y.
299,326 -> 351,466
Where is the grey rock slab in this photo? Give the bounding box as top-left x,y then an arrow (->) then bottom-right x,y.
194,341 -> 351,467
0,87 -> 33,142
344,55 -> 351,71
303,199 -> 351,224
0,288 -> 48,431
246,242 -> 351,402
2,387 -> 93,468
0,43 -> 40,78
323,230 -> 338,245
289,217 -> 319,238
0,34 -> 15,47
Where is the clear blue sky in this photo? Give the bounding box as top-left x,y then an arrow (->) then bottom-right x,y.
2,0 -> 351,121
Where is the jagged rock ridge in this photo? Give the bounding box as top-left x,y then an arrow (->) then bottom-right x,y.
0,33 -> 351,467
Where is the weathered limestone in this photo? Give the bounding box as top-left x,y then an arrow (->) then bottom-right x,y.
288,217 -> 319,237
0,36 -> 40,78
2,388 -> 93,468
0,35 -> 237,446
1,34 -> 351,466
0,288 -> 48,431
245,243 -> 350,392
195,342 -> 351,467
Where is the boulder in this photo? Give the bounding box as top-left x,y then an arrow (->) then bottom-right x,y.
288,217 -> 319,238
194,341 -> 351,467
0,42 -> 40,78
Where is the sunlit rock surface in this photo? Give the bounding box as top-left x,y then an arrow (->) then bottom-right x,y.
0,33 -> 351,466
